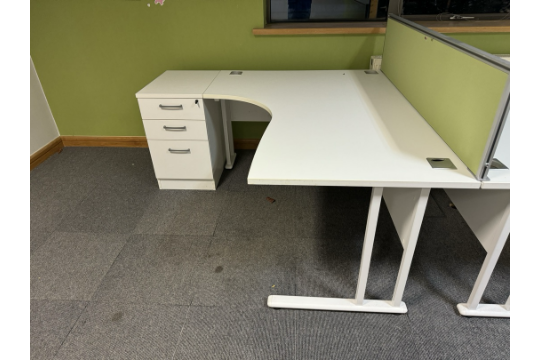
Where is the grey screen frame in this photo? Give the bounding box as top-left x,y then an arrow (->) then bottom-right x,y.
386,14 -> 510,181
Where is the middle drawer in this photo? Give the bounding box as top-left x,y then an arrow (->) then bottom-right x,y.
143,120 -> 209,140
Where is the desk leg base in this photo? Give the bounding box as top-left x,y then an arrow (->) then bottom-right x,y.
457,303 -> 510,318
225,152 -> 237,170
268,295 -> 407,314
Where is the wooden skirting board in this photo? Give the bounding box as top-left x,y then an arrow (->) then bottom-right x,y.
31,136 -> 260,170
61,136 -> 149,148
253,20 -> 509,36
234,139 -> 260,150
61,136 -> 259,149
30,137 -> 64,170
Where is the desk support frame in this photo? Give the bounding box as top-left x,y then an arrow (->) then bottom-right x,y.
219,100 -> 237,169
268,187 -> 430,313
445,189 -> 510,318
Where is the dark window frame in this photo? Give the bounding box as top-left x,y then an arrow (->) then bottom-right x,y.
266,0 -> 510,24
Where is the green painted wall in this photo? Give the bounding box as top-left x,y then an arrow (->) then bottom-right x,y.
232,122 -> 269,139
30,1 -> 509,138
449,33 -> 510,54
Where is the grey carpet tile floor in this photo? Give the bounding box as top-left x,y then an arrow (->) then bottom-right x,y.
31,232 -> 129,301
30,148 -> 510,359
31,300 -> 88,360
214,191 -> 297,238
31,231 -> 53,254
134,190 -> 228,236
173,305 -> 296,360
409,314 -> 510,360
56,185 -> 156,234
30,149 -> 103,184
54,302 -> 188,360
190,236 -> 297,307
31,198 -> 83,233
296,312 -> 420,360
92,234 -> 212,305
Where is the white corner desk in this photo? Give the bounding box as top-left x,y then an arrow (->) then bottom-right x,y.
137,69 -> 484,314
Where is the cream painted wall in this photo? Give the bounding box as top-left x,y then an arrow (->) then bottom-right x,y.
31,57 -> 59,155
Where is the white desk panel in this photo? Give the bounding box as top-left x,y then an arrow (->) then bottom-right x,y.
205,70 -> 480,189
482,170 -> 510,190
136,70 -> 220,99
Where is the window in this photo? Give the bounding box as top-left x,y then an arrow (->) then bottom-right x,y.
268,0 -> 391,22
400,0 -> 510,20
267,0 -> 510,23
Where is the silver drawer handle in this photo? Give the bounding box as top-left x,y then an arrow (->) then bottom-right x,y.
168,148 -> 191,154
163,126 -> 187,131
159,104 -> 183,110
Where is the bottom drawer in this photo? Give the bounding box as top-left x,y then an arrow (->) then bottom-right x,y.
147,140 -> 213,180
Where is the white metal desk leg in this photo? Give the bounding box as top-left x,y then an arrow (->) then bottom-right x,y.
382,188 -> 431,307
460,229 -> 509,315
354,187 -> 383,304
268,187 -> 408,314
220,100 -> 237,169
445,189 -> 510,318
456,229 -> 509,317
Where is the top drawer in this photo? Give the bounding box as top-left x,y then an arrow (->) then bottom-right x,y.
138,98 -> 205,120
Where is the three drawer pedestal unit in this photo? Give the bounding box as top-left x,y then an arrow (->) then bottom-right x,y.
136,71 -> 225,190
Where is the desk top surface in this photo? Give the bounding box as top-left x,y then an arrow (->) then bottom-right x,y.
136,71 -> 220,99
136,70 -> 510,189
204,70 -> 481,189
482,170 -> 510,189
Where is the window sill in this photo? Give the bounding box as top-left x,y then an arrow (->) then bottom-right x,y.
252,20 -> 509,36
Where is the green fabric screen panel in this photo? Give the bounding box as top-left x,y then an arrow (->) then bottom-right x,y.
381,18 -> 508,178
